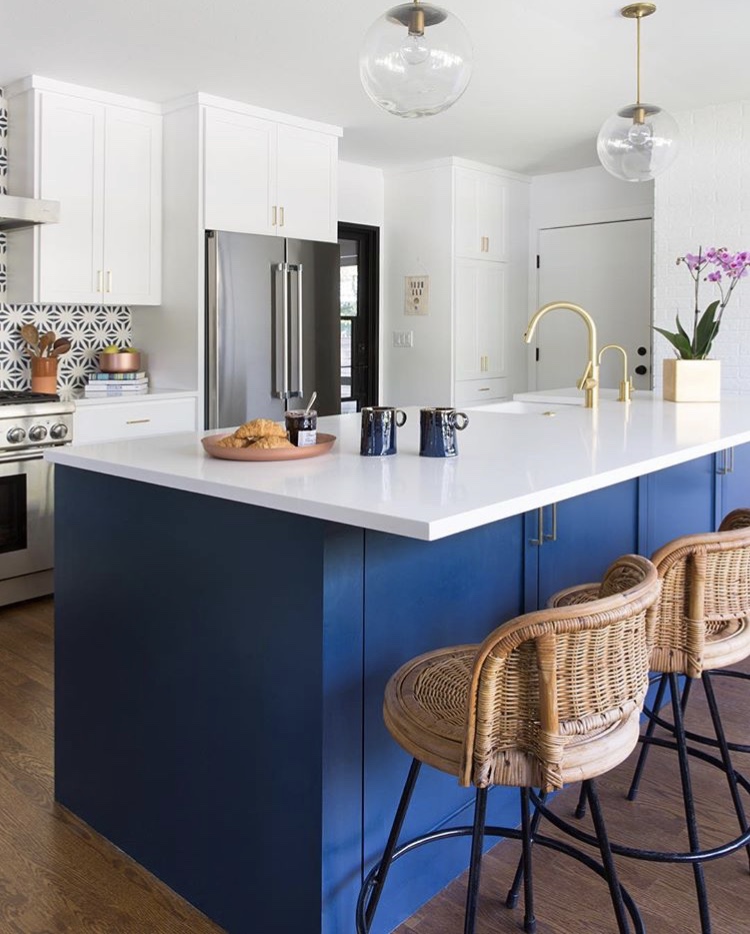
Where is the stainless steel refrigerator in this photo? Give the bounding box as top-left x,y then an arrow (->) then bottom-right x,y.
205,230 -> 341,429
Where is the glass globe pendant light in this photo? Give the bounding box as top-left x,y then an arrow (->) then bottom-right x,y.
597,3 -> 679,182
359,0 -> 473,118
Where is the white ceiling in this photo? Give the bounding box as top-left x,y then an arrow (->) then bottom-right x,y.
3,0 -> 749,175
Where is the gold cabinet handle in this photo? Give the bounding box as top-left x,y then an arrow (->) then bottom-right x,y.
272,206 -> 277,226
97,270 -> 103,292
478,387 -> 490,392
106,271 -> 113,293
126,418 -> 151,425
486,236 -> 490,253
279,206 -> 285,227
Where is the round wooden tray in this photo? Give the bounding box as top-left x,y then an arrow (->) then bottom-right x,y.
202,432 -> 337,462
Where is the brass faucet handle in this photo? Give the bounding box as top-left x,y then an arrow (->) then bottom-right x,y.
581,377 -> 599,390
576,360 -> 593,391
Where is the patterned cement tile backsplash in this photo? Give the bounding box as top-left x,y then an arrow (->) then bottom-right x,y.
0,86 -> 133,392
0,304 -> 132,392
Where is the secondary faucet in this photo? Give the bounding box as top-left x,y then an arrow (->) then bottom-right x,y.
598,344 -> 633,403
523,302 -> 599,409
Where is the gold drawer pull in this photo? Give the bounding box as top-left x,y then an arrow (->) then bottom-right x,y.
126,418 -> 151,425
478,388 -> 490,392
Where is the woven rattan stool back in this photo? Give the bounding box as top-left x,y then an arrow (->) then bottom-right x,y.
649,515 -> 750,679
459,554 -> 660,793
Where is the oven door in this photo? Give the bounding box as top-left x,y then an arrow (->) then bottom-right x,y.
0,453 -> 54,582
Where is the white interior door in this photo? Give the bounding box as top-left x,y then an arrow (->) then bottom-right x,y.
534,219 -> 653,392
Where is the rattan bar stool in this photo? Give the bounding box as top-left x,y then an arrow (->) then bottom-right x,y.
356,554 -> 661,934
544,511 -> 750,934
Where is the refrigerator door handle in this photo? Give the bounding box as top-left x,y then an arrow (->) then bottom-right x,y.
272,263 -> 288,399
294,263 -> 303,397
205,232 -> 220,429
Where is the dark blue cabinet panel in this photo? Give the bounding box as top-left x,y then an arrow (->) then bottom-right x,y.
717,443 -> 750,522
640,454 -> 717,555
362,517 -> 526,934
525,480 -> 640,611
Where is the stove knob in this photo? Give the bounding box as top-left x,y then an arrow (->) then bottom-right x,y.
29,425 -> 48,443
6,427 -> 26,444
49,423 -> 68,441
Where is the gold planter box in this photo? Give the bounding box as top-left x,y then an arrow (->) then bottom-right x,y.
663,358 -> 721,403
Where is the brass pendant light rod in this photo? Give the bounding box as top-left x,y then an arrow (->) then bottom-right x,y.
621,3 -> 656,123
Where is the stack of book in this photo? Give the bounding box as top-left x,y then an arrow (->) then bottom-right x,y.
84,371 -> 149,398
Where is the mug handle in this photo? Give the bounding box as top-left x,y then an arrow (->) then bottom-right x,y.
396,409 -> 407,427
453,411 -> 470,431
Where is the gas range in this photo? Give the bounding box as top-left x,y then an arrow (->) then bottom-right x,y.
0,391 -> 75,458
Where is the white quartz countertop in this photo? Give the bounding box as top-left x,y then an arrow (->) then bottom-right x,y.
46,393 -> 750,541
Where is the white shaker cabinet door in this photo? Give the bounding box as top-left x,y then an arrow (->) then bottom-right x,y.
454,259 -> 507,382
478,262 -> 507,378
454,258 -> 482,380
203,108 -> 277,235
454,168 -> 508,262
481,174 -> 508,263
38,93 -> 105,303
103,108 -> 162,305
276,124 -> 338,243
454,169 -> 483,260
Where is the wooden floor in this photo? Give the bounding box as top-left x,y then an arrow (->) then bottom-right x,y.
397,662 -> 750,933
2,597 -> 750,932
0,596 -> 224,934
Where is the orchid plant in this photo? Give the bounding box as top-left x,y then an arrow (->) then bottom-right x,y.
655,247 -> 750,360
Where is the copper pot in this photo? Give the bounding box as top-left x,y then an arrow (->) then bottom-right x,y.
98,352 -> 141,373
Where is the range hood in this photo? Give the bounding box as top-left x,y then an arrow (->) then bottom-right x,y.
0,193 -> 60,231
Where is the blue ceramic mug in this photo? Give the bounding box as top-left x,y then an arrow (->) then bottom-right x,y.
419,407 -> 470,458
360,406 -> 407,456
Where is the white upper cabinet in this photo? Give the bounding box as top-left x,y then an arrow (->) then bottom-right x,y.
203,109 -> 277,237
6,77 -> 162,306
203,103 -> 340,243
454,167 -> 508,262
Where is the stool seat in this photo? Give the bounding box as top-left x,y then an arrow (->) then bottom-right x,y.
385,644 -> 643,789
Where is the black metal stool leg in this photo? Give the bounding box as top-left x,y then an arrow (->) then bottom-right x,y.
575,782 -> 588,819
363,758 -> 421,931
463,786 -> 488,934
585,779 -> 631,934
520,786 -> 537,934
702,671 -> 750,873
669,672 -> 712,934
627,672 -> 669,802
505,790 -> 547,910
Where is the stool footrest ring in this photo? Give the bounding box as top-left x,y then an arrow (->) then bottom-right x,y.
355,822 -> 645,934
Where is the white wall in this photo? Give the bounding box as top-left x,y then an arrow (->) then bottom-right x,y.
653,101 -> 750,393
338,161 -> 384,228
530,166 -> 654,231
338,161 -> 385,401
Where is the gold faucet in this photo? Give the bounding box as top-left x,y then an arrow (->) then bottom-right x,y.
598,344 -> 633,403
523,302 -> 599,409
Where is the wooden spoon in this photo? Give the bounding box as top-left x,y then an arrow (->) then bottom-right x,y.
38,332 -> 56,356
20,324 -> 40,354
50,340 -> 72,358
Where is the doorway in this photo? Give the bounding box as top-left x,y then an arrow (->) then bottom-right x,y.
338,223 -> 379,413
532,219 -> 653,392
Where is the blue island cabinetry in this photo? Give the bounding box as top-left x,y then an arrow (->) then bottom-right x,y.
52,441 -> 750,934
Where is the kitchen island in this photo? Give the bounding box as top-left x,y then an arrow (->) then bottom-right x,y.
48,395 -> 750,934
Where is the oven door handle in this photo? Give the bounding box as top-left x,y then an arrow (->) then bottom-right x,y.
0,450 -> 46,464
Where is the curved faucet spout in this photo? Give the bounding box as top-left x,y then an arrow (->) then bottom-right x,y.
523,301 -> 600,409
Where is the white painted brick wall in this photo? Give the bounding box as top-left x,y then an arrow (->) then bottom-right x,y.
654,101 -> 750,392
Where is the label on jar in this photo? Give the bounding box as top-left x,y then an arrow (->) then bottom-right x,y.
296,430 -> 317,447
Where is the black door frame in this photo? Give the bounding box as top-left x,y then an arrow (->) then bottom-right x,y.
338,222 -> 380,409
